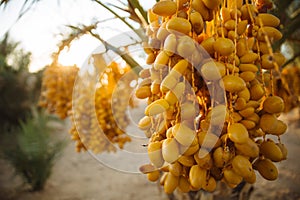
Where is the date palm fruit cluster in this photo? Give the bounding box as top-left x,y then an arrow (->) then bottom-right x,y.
138,0 -> 288,194
39,64 -> 79,119
68,61 -> 132,153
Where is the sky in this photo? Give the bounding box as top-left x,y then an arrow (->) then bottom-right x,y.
0,0 -> 155,72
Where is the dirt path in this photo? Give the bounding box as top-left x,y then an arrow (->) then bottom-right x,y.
0,110 -> 299,200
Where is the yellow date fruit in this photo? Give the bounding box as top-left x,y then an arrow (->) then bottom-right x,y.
189,165 -> 207,189
198,131 -> 221,149
277,143 -> 288,160
192,0 -> 210,21
236,38 -> 247,57
169,162 -> 183,177
181,144 -> 199,156
261,116 -> 286,135
259,114 -> 278,133
154,51 -> 169,70
239,106 -> 255,118
164,172 -> 179,194
203,176 -> 217,192
152,1 -> 177,17
162,138 -> 180,163
214,38 -> 235,56
173,123 -> 196,146
223,168 -> 243,186
202,0 -> 221,9
201,37 -> 215,55
206,104 -> 229,125
160,75 -> 178,92
201,61 -> 226,80
238,88 -> 250,101
237,20 -> 248,35
221,7 -> 231,22
194,149 -> 213,169
177,36 -> 196,58
145,99 -> 169,116
231,155 -> 253,178
244,170 -> 256,184
255,13 -> 280,27
260,140 -> 283,162
254,159 -> 278,181
171,59 -> 189,77
147,9 -> 158,24
167,17 -> 192,35
232,112 -> 243,123
165,82 -> 185,105
148,141 -> 164,168
190,11 -> 204,34
147,170 -> 160,182
234,97 -> 247,111
157,21 -> 169,41
257,26 -> 283,41
164,34 -> 177,56
263,96 -> 285,114
269,120 -> 287,136
178,155 -> 195,167
138,116 -> 151,130
224,19 -> 236,30
228,123 -> 249,144
178,176 -> 191,192
221,75 -> 246,93
240,52 -> 259,64
240,120 -> 256,130
250,84 -> 265,101
235,137 -> 259,158
135,86 -> 151,99
151,80 -> 160,95
239,64 -> 259,73
213,147 -> 232,168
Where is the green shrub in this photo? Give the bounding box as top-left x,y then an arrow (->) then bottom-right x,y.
0,33 -> 42,132
2,110 -> 66,191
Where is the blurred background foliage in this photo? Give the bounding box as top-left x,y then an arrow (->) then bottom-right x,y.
268,0 -> 300,113
0,34 -> 65,191
0,33 -> 42,132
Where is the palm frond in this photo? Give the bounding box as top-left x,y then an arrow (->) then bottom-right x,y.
0,0 -> 10,6
1,0 -> 42,34
107,2 -> 130,13
93,0 -> 145,39
52,23 -> 97,63
127,0 -> 148,25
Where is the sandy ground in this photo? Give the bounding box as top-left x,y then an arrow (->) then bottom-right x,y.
0,134 -> 165,200
0,109 -> 299,200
